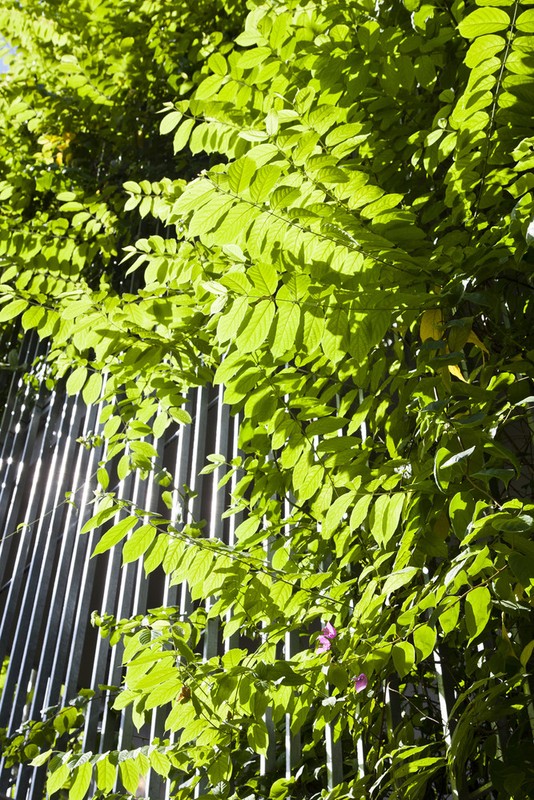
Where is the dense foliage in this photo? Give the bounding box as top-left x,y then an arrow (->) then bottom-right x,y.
1,0 -> 534,798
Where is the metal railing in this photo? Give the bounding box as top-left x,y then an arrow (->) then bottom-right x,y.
0,334 -> 242,798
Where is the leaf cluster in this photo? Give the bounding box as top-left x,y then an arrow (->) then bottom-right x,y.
2,1 -> 534,799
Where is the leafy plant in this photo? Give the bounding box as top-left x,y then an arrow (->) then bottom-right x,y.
1,0 -> 534,798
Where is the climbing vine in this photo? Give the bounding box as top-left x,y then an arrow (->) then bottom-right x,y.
1,0 -> 534,798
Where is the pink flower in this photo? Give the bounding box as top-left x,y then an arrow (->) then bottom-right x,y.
316,622 -> 337,653
354,673 -> 368,693
316,636 -> 332,653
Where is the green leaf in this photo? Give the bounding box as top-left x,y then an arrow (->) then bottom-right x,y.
327,663 -> 349,692
150,749 -> 171,778
117,454 -> 131,481
465,585 -> 491,641
516,10 -> 534,32
413,624 -> 437,661
439,600 -> 460,634
323,490 -> 356,537
31,749 -> 53,767
92,515 -> 138,557
119,758 -> 140,795
439,446 -> 476,469
302,308 -> 325,353
53,706 -> 78,734
47,763 -> 70,795
208,52 -> 227,76
347,395 -> 374,435
236,299 -> 274,352
246,721 -> 269,756
307,417 -> 347,436
188,194 -> 235,237
272,302 -> 300,357
508,551 -> 534,588
322,306 -> 349,366
228,156 -> 257,194
21,304 -> 46,331
165,701 -> 196,734
222,243 -> 246,262
123,181 -> 140,194
234,516 -> 262,545
350,494 -> 373,530
172,178 -> 213,214
130,440 -> 158,461
458,7 -> 510,38
153,411 -> 169,439
316,166 -> 349,185
238,46 -> 271,69
382,567 -> 419,595
69,761 -> 92,800
80,504 -> 120,535
270,185 -> 300,210
82,371 -> 102,405
208,750 -> 232,783
216,295 -> 249,344
250,165 -> 282,204
392,641 -> 415,678
122,523 -> 157,564
66,366 -> 88,396
269,777 -> 296,800
520,640 -> 534,669
465,34 -> 506,68
96,755 -> 117,794
195,73 -> 224,100
449,492 -> 476,539
249,262 -> 278,295
220,271 -> 252,294
294,463 -> 324,502
239,128 -> 269,142
371,494 -> 405,547
173,118 -> 196,153
0,297 -> 28,322
159,110 -> 183,135
145,679 -> 181,708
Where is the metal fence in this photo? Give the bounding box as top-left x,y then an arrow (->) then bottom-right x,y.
0,332 -> 532,799
0,331 -> 244,798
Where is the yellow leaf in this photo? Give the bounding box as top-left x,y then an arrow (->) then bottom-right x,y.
448,363 -> 467,382
466,330 -> 489,356
420,309 -> 443,341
